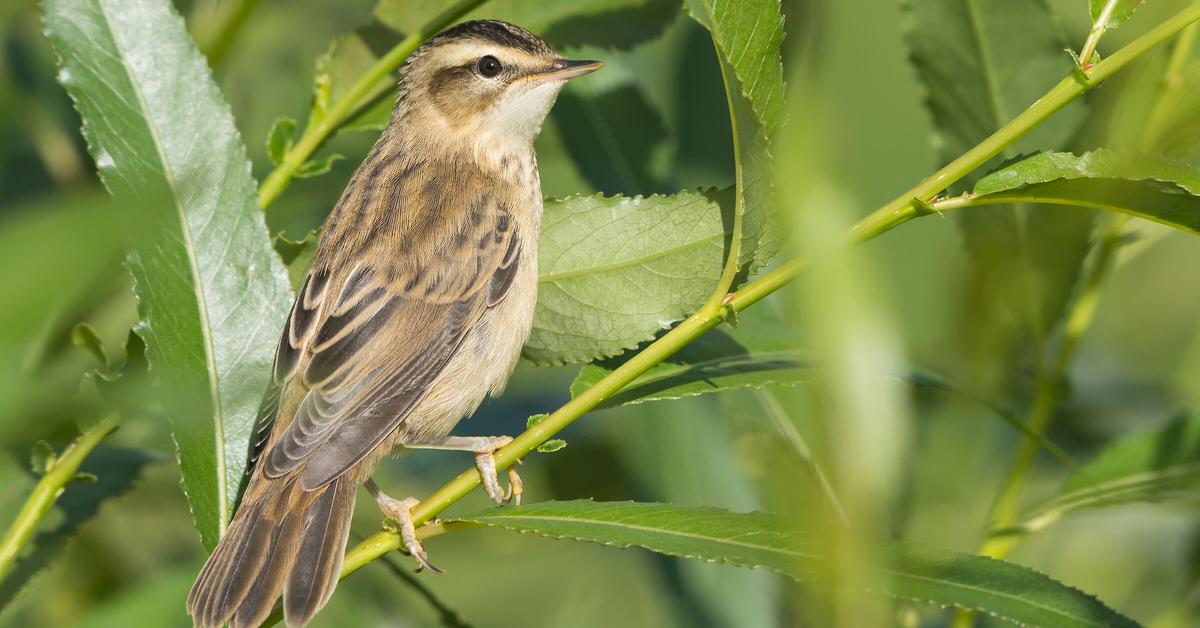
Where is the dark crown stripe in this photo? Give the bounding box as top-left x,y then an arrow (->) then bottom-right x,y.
428,19 -> 551,55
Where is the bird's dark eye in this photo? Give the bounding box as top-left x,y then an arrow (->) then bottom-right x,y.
478,55 -> 502,78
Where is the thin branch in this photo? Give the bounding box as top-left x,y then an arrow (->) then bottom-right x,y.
0,413 -> 121,584
1079,0 -> 1122,65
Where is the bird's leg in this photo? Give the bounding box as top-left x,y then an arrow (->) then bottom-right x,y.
364,479 -> 443,574
402,435 -> 523,505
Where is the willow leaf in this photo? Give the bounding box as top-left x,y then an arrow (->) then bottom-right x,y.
1089,0 -> 1148,30
963,150 -> 1200,235
452,500 -> 1137,627
44,0 -> 294,550
684,0 -> 785,270
1020,413 -> 1200,534
525,190 -> 730,365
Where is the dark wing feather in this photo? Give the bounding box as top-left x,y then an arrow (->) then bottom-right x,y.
259,187 -> 522,490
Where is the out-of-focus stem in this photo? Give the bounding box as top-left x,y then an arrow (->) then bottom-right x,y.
0,413 -> 121,584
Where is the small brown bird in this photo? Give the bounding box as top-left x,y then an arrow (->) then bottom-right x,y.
187,20 -> 600,627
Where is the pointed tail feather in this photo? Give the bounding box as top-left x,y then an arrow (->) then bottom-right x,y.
187,475 -> 357,628
283,477 -> 356,626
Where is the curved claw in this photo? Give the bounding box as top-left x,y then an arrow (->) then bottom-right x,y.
503,463 -> 524,506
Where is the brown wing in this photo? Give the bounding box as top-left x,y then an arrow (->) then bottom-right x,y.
258,181 -> 522,492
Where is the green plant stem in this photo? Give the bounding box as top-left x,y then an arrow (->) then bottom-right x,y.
256,0 -> 487,209
256,4 -> 1200,623
1079,0 -> 1121,65
0,413 -> 121,584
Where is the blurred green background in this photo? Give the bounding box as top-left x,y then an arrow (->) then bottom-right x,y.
1,0 -> 1198,626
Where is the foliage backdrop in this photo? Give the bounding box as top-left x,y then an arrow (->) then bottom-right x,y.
0,0 -> 1198,626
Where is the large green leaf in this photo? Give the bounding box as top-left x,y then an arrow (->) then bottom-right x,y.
902,0 -> 1091,348
1089,0 -> 1148,30
684,0 -> 785,270
525,190 -> 730,365
962,150 -> 1200,234
452,500 -> 1137,627
1019,413 -> 1200,534
44,0 -> 295,550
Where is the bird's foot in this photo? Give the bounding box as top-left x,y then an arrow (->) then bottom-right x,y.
402,435 -> 523,505
471,436 -> 523,505
366,480 -> 442,574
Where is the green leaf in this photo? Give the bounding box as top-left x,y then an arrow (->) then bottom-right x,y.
684,0 -> 785,271
312,28 -> 399,135
373,0 -> 681,51
525,413 -> 567,452
44,0 -> 295,550
1020,413 -> 1200,534
29,442 -> 56,476
903,0 -> 1091,350
536,439 -> 567,453
1089,0 -> 1147,30
526,190 -> 729,365
274,230 -> 319,292
70,323 -> 110,368
266,116 -> 296,165
965,150 -> 1200,235
452,500 -> 1138,627
294,153 -> 344,178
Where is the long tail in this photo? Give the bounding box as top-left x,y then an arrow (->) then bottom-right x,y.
187,474 -> 356,627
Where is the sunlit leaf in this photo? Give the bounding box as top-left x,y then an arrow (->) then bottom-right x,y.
453,500 -> 1138,627
1089,0 -> 1148,30
44,0 -> 295,550
1019,413 -> 1200,534
526,190 -> 729,365
964,150 -> 1200,235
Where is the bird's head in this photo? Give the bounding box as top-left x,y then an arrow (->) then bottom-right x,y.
395,20 -> 602,154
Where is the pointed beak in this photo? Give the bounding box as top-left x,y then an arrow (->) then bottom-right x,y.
521,59 -> 604,84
